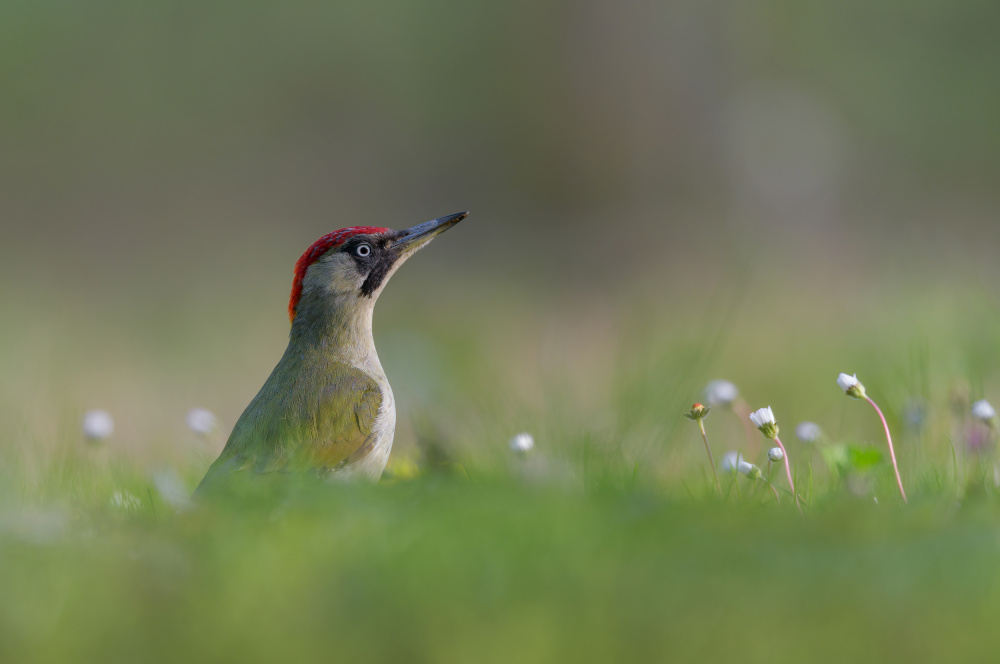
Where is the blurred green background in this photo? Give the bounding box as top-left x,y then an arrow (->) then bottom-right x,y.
3,0 -> 999,475
3,2 -> 1000,662
3,0 -> 999,460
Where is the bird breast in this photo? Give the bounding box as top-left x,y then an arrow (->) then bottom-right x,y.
333,367 -> 396,481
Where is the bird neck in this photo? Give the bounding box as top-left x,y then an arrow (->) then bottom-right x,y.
288,292 -> 380,368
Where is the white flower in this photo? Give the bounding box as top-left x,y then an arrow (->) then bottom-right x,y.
768,447 -> 784,462
750,406 -> 778,439
110,490 -> 141,512
704,380 -> 739,406
152,468 -> 192,510
720,451 -> 744,473
972,400 -> 997,422
837,373 -> 866,398
509,432 -> 534,453
749,406 -> 775,428
795,421 -> 822,443
82,410 -> 114,440
186,408 -> 217,435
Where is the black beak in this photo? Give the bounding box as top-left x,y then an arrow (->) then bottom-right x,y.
393,211 -> 468,252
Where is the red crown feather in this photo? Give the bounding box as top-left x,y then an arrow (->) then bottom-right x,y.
288,226 -> 390,322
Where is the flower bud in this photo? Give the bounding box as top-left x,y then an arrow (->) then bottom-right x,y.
509,432 -> 535,453
82,410 -> 114,441
738,461 -> 762,480
186,408 -> 217,435
684,402 -> 711,421
720,451 -> 744,473
795,421 -> 822,443
972,399 -> 997,424
837,373 -> 867,399
767,447 -> 784,462
703,380 -> 739,407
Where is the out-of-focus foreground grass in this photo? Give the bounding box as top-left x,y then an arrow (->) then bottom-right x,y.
2,246 -> 1000,662
5,480 -> 1000,663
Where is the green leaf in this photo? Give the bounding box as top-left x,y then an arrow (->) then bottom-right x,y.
820,444 -> 851,476
847,446 -> 884,471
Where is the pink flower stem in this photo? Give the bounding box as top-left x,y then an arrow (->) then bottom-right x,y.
864,395 -> 908,504
772,436 -> 801,512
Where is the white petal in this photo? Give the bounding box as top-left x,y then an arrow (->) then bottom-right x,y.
186,408 -> 217,435
837,373 -> 858,391
82,410 -> 115,440
972,400 -> 997,421
751,406 -> 775,426
509,432 -> 535,453
795,421 -> 822,442
720,451 -> 743,472
704,380 -> 739,406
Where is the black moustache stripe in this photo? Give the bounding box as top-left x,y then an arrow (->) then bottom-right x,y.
360,250 -> 397,297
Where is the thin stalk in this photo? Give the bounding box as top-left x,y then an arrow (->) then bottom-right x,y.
807,463 -> 813,506
772,436 -> 801,512
724,470 -> 737,501
990,426 -> 999,491
864,395 -> 907,504
950,436 -> 961,500
697,419 -> 722,494
765,460 -> 780,503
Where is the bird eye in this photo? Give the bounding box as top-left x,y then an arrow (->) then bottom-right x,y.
355,243 -> 372,257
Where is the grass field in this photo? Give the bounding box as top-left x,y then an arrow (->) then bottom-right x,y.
2,248 -> 1000,663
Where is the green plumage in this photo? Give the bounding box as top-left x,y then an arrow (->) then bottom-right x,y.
197,346 -> 382,491
196,212 -> 466,493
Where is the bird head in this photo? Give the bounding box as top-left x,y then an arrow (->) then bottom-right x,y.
288,211 -> 468,324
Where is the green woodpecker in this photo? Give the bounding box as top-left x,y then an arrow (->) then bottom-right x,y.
196,211 -> 468,492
